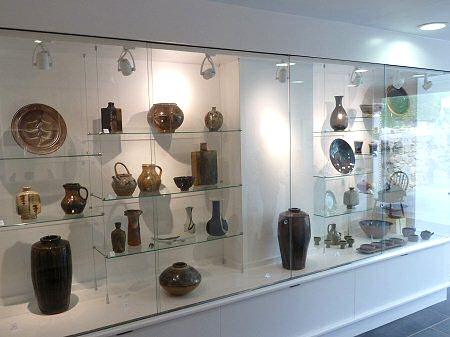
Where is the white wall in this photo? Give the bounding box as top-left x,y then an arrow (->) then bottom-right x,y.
2,0 -> 450,70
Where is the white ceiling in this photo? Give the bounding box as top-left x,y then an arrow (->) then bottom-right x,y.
213,0 -> 450,40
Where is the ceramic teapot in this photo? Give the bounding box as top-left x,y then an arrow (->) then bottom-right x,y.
327,223 -> 341,245
111,162 -> 137,196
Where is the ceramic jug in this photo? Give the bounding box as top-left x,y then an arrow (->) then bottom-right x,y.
111,162 -> 137,196
61,183 -> 88,214
327,223 -> 341,245
137,164 -> 162,192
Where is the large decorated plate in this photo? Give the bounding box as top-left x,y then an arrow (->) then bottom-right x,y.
11,103 -> 67,155
329,138 -> 355,174
386,85 -> 410,115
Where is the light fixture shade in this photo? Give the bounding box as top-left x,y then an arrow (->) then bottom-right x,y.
32,42 -> 53,70
422,74 -> 433,90
276,67 -> 287,83
118,48 -> 136,76
200,54 -> 216,80
348,67 -> 362,87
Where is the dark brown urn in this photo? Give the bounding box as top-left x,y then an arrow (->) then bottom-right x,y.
159,262 -> 201,296
278,208 -> 311,270
31,235 -> 72,314
147,103 -> 184,133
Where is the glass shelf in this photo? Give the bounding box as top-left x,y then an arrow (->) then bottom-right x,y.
94,231 -> 243,259
93,183 -> 243,202
313,129 -> 378,137
87,129 -> 241,136
313,170 -> 374,180
0,152 -> 101,161
0,210 -> 104,230
314,207 -> 374,218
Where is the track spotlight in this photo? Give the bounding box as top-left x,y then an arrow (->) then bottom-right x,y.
422,74 -> 432,90
117,47 -> 136,76
200,53 -> 216,80
32,42 -> 53,70
348,67 -> 362,87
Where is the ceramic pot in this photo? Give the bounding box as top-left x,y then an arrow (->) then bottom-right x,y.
137,164 -> 162,192
147,103 -> 184,133
191,143 -> 218,186
124,210 -> 143,246
330,96 -> 348,131
31,235 -> 72,314
402,227 -> 416,237
278,208 -> 311,270
327,223 -> 341,245
16,186 -> 41,220
206,200 -> 228,236
204,107 -> 223,131
173,176 -> 194,191
111,222 -> 126,253
420,230 -> 434,240
184,206 -> 196,234
111,162 -> 137,196
343,187 -> 359,209
101,102 -> 122,133
60,183 -> 88,214
159,262 -> 201,296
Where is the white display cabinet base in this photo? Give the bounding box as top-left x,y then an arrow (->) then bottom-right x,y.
82,240 -> 450,337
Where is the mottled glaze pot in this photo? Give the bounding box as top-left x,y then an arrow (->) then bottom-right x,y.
159,262 -> 201,296
148,103 -> 184,133
204,107 -> 223,131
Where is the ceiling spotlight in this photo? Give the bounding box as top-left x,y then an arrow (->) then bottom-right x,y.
422,74 -> 433,90
354,67 -> 368,73
32,42 -> 53,70
291,80 -> 304,84
419,22 -> 447,31
200,53 -> 216,80
276,62 -> 296,67
117,47 -> 136,76
348,67 -> 362,87
34,40 -> 42,44
276,67 -> 287,83
413,74 -> 425,78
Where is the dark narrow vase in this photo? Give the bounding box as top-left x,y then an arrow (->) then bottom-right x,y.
31,235 -> 72,314
206,200 -> 228,236
330,96 -> 348,131
111,222 -> 126,253
278,208 -> 311,270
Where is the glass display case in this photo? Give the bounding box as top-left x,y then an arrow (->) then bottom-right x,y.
0,29 -> 449,337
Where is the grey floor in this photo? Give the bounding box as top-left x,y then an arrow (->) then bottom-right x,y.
357,289 -> 450,337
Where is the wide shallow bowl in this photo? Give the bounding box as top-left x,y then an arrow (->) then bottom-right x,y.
173,176 -> 195,191
359,220 -> 393,239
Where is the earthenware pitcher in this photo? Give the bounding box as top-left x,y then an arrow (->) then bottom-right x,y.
327,223 -> 341,245
137,164 -> 162,192
61,183 -> 88,214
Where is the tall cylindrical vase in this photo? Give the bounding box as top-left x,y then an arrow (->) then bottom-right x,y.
330,96 -> 348,131
278,208 -> 311,270
31,235 -> 72,314
124,209 -> 143,246
206,200 -> 228,236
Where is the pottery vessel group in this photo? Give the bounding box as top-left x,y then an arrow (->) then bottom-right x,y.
31,235 -> 72,314
278,208 -> 311,270
159,262 -> 201,296
16,186 -> 41,220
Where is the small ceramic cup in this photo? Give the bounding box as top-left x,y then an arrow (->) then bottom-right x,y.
402,227 -> 416,237
354,141 -> 363,154
324,239 -> 332,248
369,142 -> 378,155
346,238 -> 355,248
314,237 -> 321,246
339,240 -> 348,249
408,234 -> 419,242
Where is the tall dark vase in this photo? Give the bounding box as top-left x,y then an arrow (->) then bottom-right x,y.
31,235 -> 72,314
278,208 -> 311,270
330,95 -> 348,131
206,200 -> 228,236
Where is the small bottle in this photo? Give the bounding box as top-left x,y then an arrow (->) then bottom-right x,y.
111,222 -> 126,253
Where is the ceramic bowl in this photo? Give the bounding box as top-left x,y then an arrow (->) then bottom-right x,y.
359,103 -> 384,115
173,176 -> 195,191
359,220 -> 393,239
402,227 -> 416,237
408,234 -> 419,242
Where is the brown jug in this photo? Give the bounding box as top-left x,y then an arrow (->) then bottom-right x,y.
137,164 -> 163,192
111,162 -> 137,196
61,183 -> 88,214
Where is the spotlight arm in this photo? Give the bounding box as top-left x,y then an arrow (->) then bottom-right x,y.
200,54 -> 215,78
117,48 -> 136,72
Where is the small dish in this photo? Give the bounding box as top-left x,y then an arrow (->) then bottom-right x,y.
329,139 -> 355,174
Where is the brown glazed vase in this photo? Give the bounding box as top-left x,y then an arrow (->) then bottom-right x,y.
16,186 -> 41,220
31,235 -> 72,314
204,106 -> 223,131
330,96 -> 348,131
124,209 -> 143,246
60,183 -> 88,214
159,262 -> 201,296
137,164 -> 162,192
278,208 -> 311,270
111,162 -> 137,196
111,222 -> 126,253
147,103 -> 184,133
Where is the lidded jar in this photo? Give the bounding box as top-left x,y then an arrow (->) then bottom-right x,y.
16,186 -> 41,220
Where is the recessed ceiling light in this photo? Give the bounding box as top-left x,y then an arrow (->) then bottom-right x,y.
413,74 -> 425,78
418,22 -> 447,31
291,80 -> 304,84
276,62 -> 295,67
34,40 -> 42,43
354,68 -> 368,73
